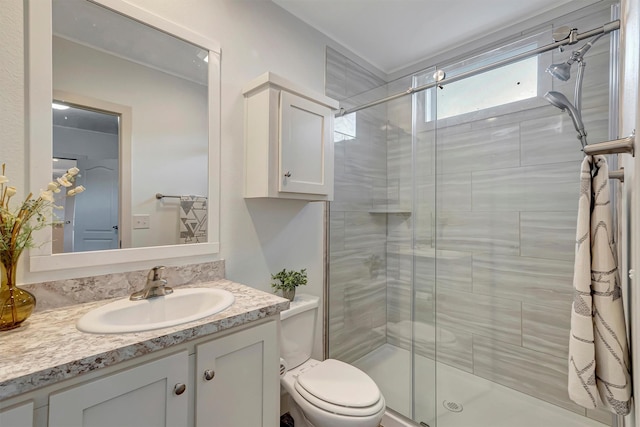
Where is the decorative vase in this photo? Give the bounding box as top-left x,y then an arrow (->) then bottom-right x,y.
282,289 -> 296,301
0,262 -> 36,331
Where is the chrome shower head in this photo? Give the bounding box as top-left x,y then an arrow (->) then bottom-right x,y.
546,61 -> 572,81
544,91 -> 587,147
545,33 -> 604,81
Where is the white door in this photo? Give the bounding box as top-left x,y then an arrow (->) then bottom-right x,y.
73,158 -> 119,252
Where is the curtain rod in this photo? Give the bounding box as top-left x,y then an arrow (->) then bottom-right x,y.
336,20 -> 620,117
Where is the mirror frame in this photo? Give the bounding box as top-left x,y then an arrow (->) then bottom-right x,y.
27,0 -> 221,272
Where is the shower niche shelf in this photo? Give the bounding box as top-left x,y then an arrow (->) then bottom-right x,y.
242,72 -> 339,201
388,244 -> 467,260
368,208 -> 412,214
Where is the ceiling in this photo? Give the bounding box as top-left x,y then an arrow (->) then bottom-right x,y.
272,0 -> 580,75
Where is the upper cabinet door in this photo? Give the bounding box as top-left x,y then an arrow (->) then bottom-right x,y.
278,91 -> 331,196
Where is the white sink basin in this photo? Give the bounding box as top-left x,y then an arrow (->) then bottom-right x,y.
77,288 -> 235,334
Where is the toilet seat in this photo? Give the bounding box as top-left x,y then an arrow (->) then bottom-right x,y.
294,359 -> 384,417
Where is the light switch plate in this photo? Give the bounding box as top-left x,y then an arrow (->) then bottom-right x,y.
133,214 -> 150,229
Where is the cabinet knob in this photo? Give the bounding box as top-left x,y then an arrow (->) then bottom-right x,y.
203,369 -> 215,381
284,171 -> 292,178
174,383 -> 187,395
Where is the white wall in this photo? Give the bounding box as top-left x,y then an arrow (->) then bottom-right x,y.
1,0 -> 356,360
1,1 -> 25,204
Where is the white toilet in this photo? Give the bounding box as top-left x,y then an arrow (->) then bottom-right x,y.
280,294 -> 385,427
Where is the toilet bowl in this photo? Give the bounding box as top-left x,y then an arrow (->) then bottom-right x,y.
280,294 -> 385,427
281,358 -> 385,427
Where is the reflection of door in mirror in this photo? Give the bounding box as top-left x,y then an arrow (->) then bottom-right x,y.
52,102 -> 120,253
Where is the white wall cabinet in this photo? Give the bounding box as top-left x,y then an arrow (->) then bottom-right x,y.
195,321 -> 279,427
1,319 -> 279,427
48,351 -> 189,427
243,72 -> 339,200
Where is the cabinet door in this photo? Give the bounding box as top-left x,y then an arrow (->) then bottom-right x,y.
279,91 -> 332,196
0,401 -> 34,427
49,351 -> 189,427
196,321 -> 279,427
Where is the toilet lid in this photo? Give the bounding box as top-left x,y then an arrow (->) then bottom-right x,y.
295,380 -> 386,417
296,359 -> 381,408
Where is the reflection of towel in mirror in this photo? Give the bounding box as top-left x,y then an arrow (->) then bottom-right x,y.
568,155 -> 631,415
180,195 -> 207,244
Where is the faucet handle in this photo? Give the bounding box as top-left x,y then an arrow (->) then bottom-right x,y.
148,266 -> 166,281
131,266 -> 171,301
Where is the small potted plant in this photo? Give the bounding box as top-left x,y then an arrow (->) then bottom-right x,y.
271,268 -> 307,301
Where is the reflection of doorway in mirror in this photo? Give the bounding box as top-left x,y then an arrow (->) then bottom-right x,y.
52,101 -> 121,253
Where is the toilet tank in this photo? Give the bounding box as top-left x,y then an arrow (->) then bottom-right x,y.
280,294 -> 319,369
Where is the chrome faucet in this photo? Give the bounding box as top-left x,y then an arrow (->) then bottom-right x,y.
130,266 -> 174,301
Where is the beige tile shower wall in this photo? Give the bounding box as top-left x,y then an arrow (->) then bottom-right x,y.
326,48 -> 389,363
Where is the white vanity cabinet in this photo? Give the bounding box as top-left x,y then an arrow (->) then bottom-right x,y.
243,72 -> 339,201
0,317 -> 281,427
48,351 -> 190,427
195,320 -> 279,427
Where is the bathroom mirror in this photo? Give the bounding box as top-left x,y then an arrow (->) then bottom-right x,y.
27,0 -> 221,271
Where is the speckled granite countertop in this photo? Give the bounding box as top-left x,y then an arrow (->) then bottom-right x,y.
0,280 -> 289,401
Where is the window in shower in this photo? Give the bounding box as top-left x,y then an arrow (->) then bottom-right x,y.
433,55 -> 538,119
334,111 -> 356,142
422,33 -> 550,123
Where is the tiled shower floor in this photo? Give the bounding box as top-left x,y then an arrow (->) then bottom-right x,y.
353,344 -> 608,427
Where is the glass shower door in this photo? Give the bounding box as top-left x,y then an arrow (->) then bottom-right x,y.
325,47 -> 438,424
427,4 -> 615,426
